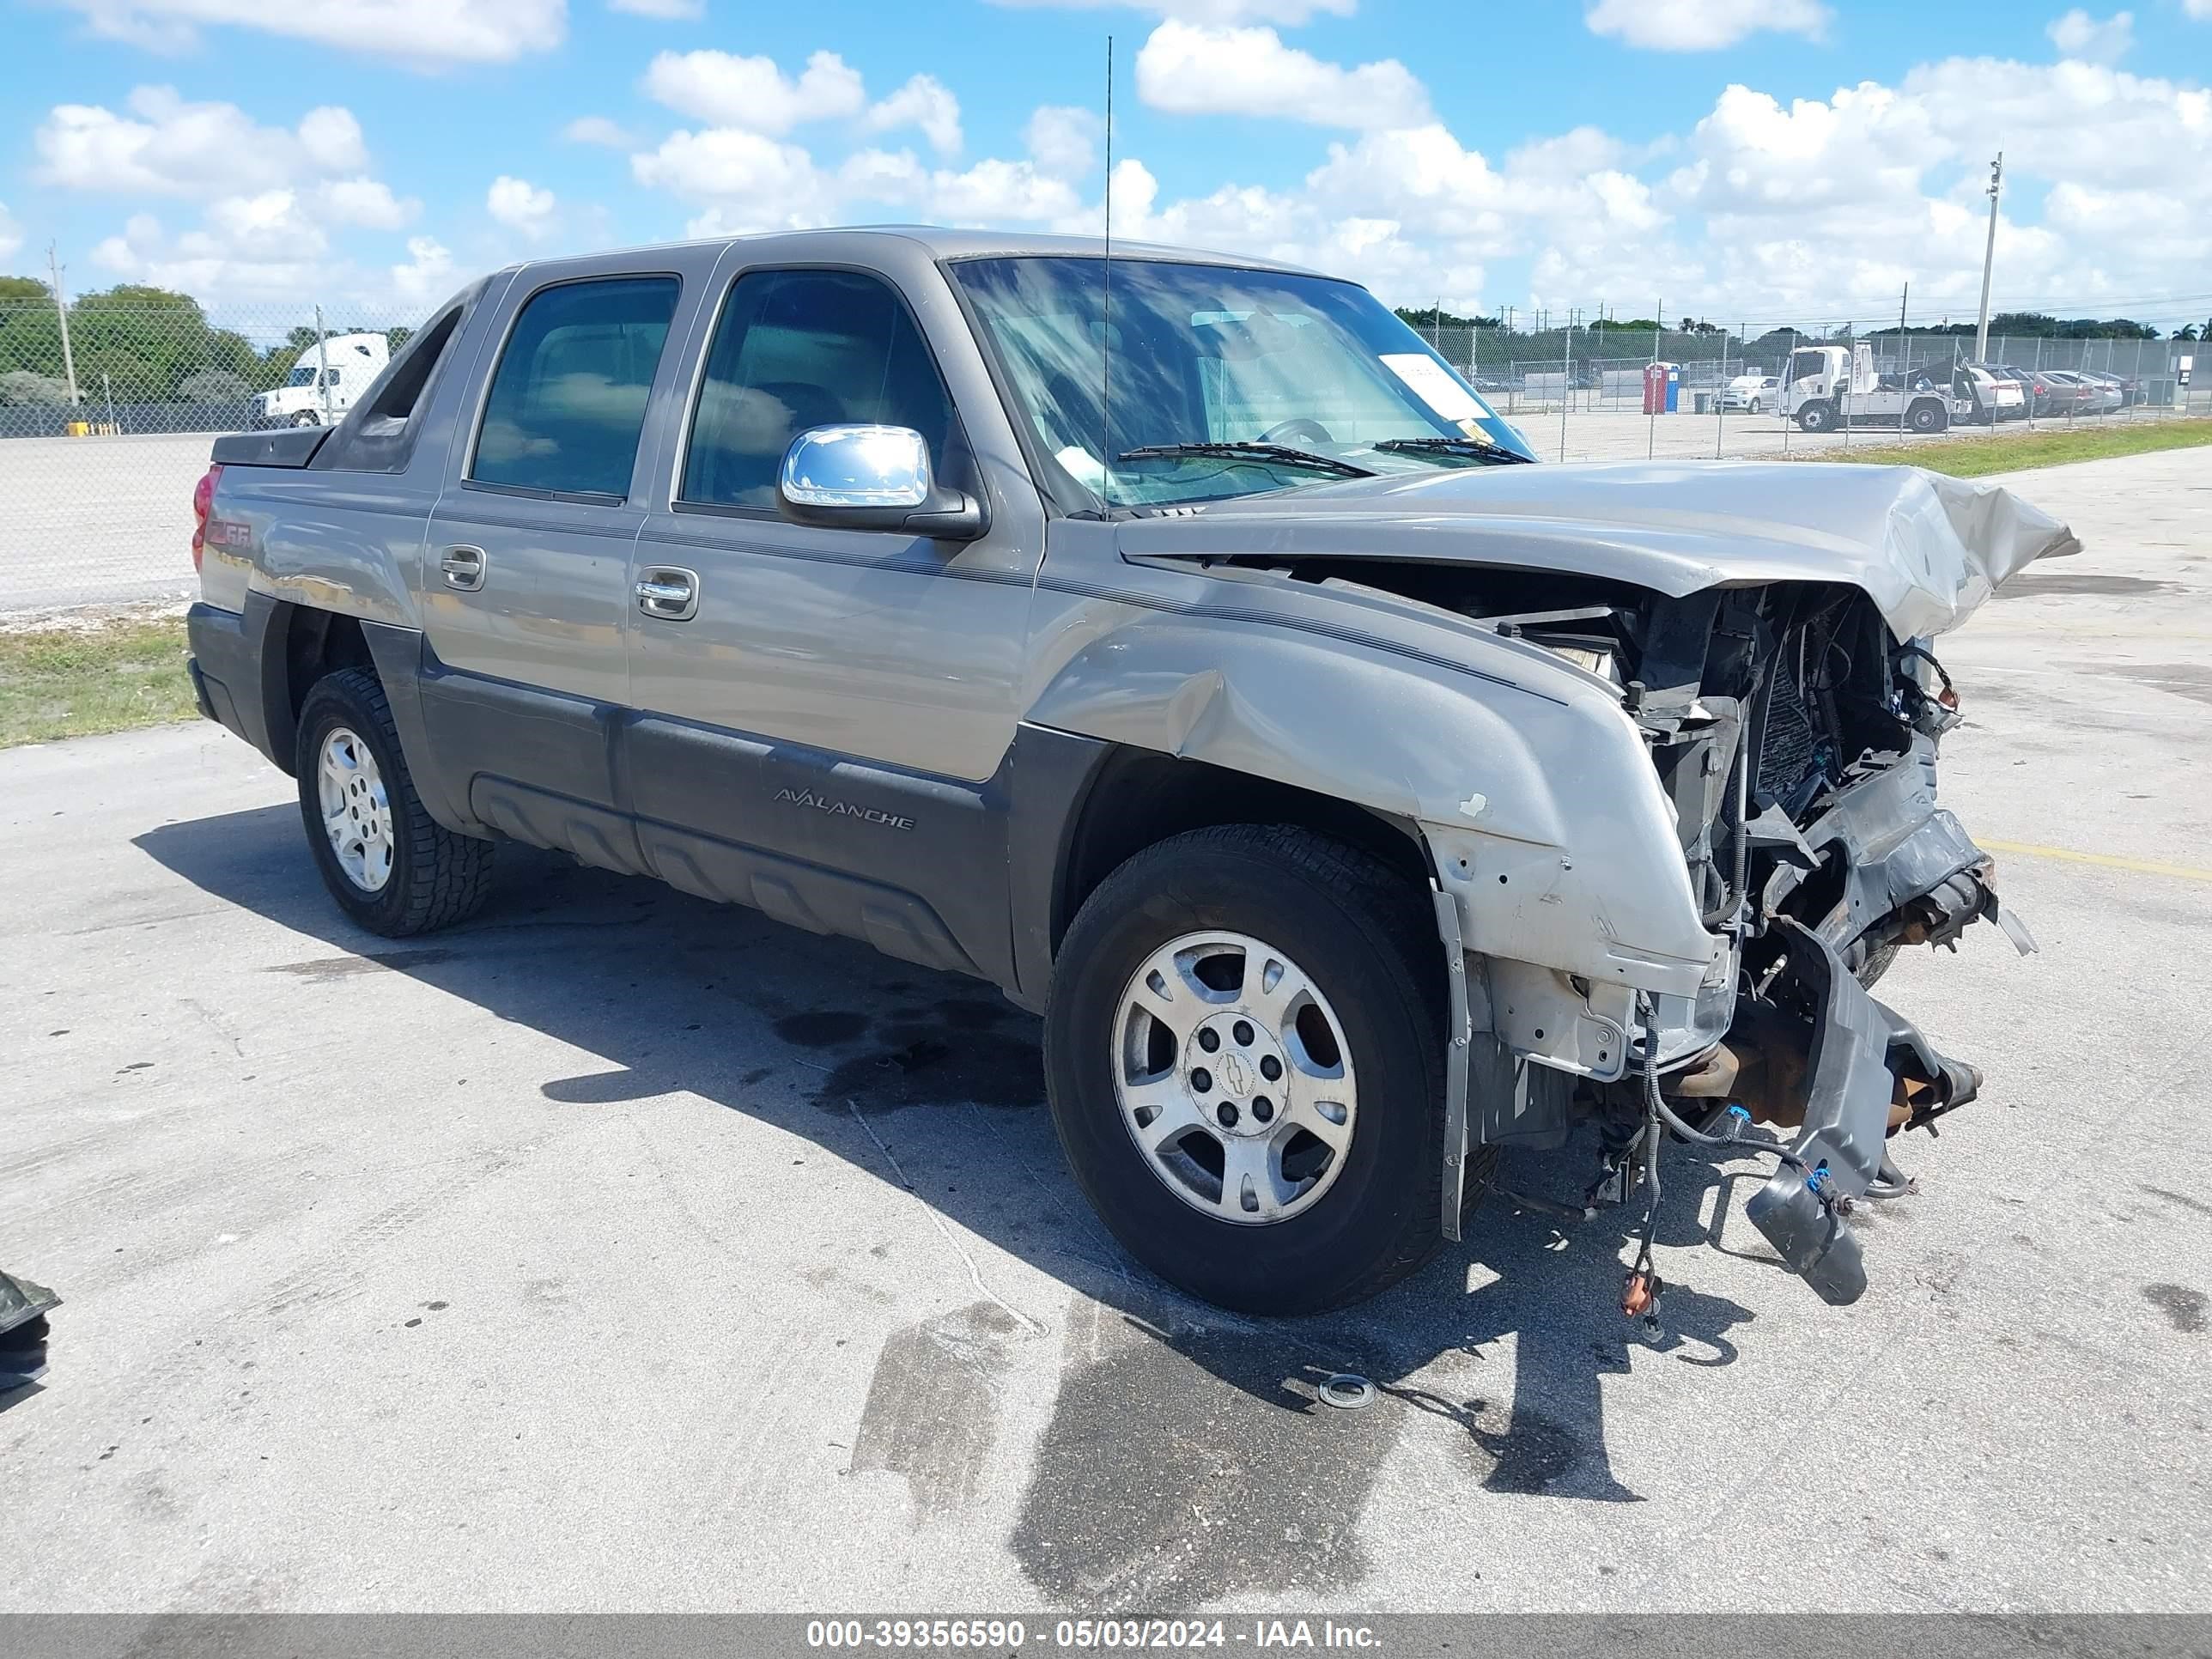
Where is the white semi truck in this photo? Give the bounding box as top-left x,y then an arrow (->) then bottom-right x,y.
1783,342 -> 1957,434
257,332 -> 391,428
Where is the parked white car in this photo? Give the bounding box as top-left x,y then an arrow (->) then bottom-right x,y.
1954,365 -> 2025,426
1722,374 -> 1780,413
258,332 -> 391,428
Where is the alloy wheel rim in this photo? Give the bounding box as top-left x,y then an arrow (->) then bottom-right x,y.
1112,930 -> 1358,1226
316,726 -> 394,894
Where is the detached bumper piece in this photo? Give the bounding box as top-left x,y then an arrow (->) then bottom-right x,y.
0,1270 -> 58,1390
1742,921 -> 1980,1305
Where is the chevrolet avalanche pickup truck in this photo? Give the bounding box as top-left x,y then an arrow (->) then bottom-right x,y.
186,229 -> 2070,1318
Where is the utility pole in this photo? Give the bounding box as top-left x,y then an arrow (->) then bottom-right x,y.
1648,295 -> 1662,459
315,305 -> 333,425
1972,154 -> 2002,364
48,242 -> 81,405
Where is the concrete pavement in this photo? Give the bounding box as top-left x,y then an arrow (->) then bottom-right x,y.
1,447 -> 2208,1613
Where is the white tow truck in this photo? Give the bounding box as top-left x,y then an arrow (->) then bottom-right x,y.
1783,342 -> 1958,434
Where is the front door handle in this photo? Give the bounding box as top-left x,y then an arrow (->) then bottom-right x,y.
635,567 -> 699,622
440,544 -> 486,592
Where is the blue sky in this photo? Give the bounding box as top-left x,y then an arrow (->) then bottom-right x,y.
4,0 -> 2209,333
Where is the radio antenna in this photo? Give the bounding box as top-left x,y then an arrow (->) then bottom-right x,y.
1100,33 -> 1115,508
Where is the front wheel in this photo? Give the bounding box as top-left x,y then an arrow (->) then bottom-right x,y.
290,410 -> 322,428
295,667 -> 494,937
1797,401 -> 1836,433
1045,823 -> 1468,1316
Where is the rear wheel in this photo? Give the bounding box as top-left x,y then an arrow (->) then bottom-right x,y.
295,667 -> 494,937
1908,400 -> 1947,433
1045,823 -> 1470,1316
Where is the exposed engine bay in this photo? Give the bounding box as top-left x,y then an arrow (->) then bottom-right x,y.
1521,580 -> 2035,1314
1128,457 -> 2076,1316
1273,556 -> 2039,1315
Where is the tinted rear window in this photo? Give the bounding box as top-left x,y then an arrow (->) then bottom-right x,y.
471,276 -> 679,498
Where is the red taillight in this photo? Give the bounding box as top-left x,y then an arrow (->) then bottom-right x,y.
191,463 -> 222,572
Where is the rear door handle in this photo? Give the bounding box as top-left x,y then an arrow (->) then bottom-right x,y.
635,567 -> 699,622
440,544 -> 486,592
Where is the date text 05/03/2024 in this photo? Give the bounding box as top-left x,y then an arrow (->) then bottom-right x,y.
804,1618 -> 1382,1650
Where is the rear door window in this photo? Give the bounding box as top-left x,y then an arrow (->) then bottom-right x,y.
471,276 -> 680,499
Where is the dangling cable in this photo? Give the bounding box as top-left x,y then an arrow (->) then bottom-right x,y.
1633,993 -> 1808,1174
1621,992 -> 1810,1334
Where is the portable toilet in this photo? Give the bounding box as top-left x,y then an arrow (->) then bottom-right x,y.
1664,363 -> 1681,411
1644,362 -> 1682,413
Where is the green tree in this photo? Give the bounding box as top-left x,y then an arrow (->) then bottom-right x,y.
179,368 -> 252,404
0,368 -> 71,405
52,284 -> 258,402
1393,305 -> 1498,331
0,299 -> 65,380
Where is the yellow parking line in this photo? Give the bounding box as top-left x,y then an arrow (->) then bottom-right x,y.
1979,838 -> 2212,884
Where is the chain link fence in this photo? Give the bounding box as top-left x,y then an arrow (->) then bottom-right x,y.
4,299 -> 425,611
1411,323 -> 2197,415
3,295 -> 2206,612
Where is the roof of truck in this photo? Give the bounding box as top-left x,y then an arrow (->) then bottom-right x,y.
500,224 -> 1328,283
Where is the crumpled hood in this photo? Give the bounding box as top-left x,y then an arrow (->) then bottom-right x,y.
1120,459 -> 2080,640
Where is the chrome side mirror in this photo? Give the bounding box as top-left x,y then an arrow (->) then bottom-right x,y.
777,424 -> 988,542
780,424 -> 932,509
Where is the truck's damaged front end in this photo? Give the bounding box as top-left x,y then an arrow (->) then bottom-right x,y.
1123,459 -> 2075,1311
1496,579 -> 2034,1308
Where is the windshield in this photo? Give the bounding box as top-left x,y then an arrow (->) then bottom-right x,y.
949,255 -> 1534,511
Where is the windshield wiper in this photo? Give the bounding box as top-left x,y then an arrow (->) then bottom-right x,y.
1115,441 -> 1375,479
1372,436 -> 1534,465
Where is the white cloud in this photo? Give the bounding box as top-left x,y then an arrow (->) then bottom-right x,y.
203,191 -> 329,258
314,178 -> 417,229
988,0 -> 1353,24
2045,9 -> 2134,64
631,128 -> 837,231
1665,82 -> 1944,217
1135,21 -> 1429,130
297,108 -> 371,173
864,74 -> 963,158
641,48 -> 866,132
35,88 -> 371,198
1024,106 -> 1099,179
0,202 -> 23,265
610,0 -> 701,15
2187,0 -> 2211,17
845,150 -> 1082,223
487,175 -> 558,236
563,114 -> 637,147
1585,0 -> 1829,51
391,236 -> 458,307
92,210 -> 335,303
56,0 -> 564,66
